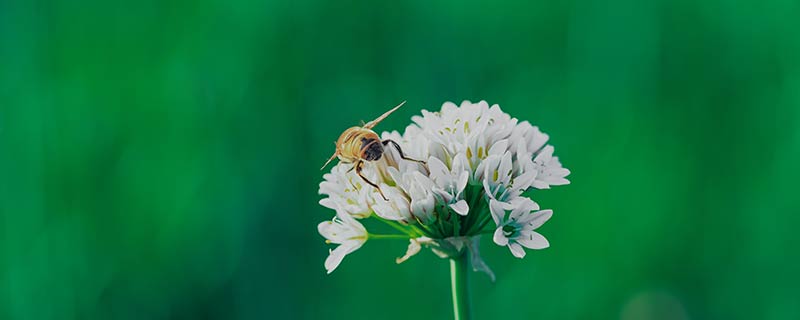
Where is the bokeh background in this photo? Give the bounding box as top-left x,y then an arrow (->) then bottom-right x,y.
2,0 -> 799,319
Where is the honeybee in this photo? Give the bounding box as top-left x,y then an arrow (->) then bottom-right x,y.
320,101 -> 426,200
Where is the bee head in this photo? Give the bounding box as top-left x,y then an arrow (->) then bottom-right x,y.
361,138 -> 384,161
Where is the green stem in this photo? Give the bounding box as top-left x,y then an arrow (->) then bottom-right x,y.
450,253 -> 471,320
468,214 -> 493,236
410,224 -> 432,238
378,218 -> 417,237
464,199 -> 490,235
367,233 -> 410,240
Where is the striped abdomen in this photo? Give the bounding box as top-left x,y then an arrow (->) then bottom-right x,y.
336,127 -> 384,162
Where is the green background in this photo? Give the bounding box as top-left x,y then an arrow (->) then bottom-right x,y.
2,0 -> 799,319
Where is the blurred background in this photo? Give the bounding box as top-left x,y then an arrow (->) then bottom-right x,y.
1,0 -> 799,319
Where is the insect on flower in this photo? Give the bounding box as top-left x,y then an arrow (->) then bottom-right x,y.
320,101 -> 426,201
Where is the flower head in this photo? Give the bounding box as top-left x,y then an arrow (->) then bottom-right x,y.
317,100 -> 570,275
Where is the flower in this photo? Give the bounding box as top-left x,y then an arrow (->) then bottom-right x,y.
317,100 -> 570,275
428,155 -> 471,215
318,163 -> 378,219
317,209 -> 368,273
531,145 -> 571,189
489,198 -> 552,258
371,183 -> 413,222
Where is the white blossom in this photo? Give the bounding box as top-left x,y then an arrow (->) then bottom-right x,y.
318,210 -> 368,273
489,198 -> 552,258
318,163 -> 377,218
531,145 -> 571,189
427,155 -> 470,215
371,183 -> 413,222
318,100 -> 570,273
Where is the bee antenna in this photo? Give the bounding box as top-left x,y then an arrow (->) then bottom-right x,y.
363,100 -> 407,129
320,151 -> 339,170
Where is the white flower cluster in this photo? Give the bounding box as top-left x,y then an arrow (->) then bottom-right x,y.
318,101 -> 570,274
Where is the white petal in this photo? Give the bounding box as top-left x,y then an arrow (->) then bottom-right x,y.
513,132 -> 529,155
450,200 -> 469,216
482,178 -> 496,200
387,166 -> 403,185
520,209 -> 552,229
534,145 -> 554,163
517,231 -> 549,250
456,171 -> 469,196
317,221 -> 335,240
373,201 -> 405,221
512,170 -> 537,191
479,154 -> 500,182
442,101 -> 459,113
497,152 -> 513,184
412,171 -> 436,189
427,156 -> 450,187
433,187 -> 455,203
336,210 -> 366,234
325,241 -> 358,274
409,192 -> 436,223
528,126 -> 549,153
508,197 -> 539,221
451,153 -> 469,174
508,242 -> 526,258
488,139 -> 509,155
532,180 -> 551,189
549,176 -> 571,186
493,227 -> 509,246
488,199 -> 506,226
319,198 -> 337,210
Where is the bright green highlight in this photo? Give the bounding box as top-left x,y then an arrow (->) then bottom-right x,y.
450,254 -> 472,320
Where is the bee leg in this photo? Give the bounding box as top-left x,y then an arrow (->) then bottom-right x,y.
355,160 -> 388,201
382,139 -> 427,165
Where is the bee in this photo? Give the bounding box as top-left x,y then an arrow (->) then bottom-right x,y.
320,101 -> 426,200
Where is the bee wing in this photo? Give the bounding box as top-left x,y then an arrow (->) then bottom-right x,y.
363,100 -> 406,129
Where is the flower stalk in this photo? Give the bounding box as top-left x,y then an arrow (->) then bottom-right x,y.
450,252 -> 471,320
367,233 -> 409,240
